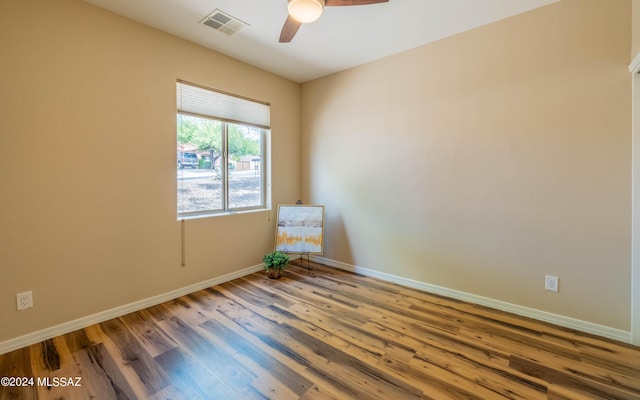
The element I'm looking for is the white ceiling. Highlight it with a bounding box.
[83,0,558,83]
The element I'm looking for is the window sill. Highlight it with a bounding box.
[177,207,270,221]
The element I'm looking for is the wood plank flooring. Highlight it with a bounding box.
[1,261,639,399]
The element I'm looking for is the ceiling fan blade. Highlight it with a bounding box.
[325,0,388,6]
[279,15,302,43]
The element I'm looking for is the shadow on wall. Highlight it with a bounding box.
[323,213,353,265]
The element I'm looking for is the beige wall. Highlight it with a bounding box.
[301,0,631,330]
[633,0,640,57]
[0,0,300,342]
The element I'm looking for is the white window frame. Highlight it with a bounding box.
[176,80,270,219]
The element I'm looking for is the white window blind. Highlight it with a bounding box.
[176,80,270,129]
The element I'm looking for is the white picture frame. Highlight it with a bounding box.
[275,205,324,254]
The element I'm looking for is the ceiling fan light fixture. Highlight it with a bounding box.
[288,0,324,23]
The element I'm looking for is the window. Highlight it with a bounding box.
[176,81,270,218]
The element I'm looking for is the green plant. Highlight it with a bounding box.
[262,251,289,278]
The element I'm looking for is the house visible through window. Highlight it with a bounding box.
[176,81,270,218]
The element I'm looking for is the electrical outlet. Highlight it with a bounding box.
[545,275,559,292]
[16,291,33,311]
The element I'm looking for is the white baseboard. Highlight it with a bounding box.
[311,255,633,344]
[2,255,631,355]
[0,263,264,355]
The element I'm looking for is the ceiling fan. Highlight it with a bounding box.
[280,0,389,43]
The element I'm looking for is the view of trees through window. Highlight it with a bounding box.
[177,114,265,216]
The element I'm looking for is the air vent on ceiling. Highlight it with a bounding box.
[201,9,249,36]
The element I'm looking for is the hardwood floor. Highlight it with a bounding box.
[1,261,639,399]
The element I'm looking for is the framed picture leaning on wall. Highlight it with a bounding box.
[275,204,324,254]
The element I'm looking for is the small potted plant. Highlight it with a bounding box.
[262,250,290,279]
